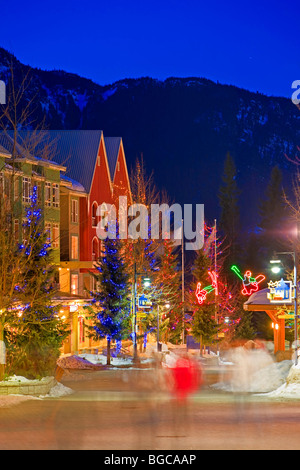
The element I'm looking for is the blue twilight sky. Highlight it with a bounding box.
[0,0,298,98]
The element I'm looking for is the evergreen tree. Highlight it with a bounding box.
[152,238,182,343]
[7,186,68,379]
[218,152,241,275]
[259,165,285,232]
[191,302,219,355]
[88,235,131,365]
[258,165,287,257]
[190,248,219,354]
[233,311,256,341]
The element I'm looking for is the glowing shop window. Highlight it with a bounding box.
[71,274,79,295]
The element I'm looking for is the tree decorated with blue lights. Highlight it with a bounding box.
[6,186,68,379]
[88,231,131,365]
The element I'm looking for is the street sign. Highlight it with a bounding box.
[267,279,292,304]
[137,312,148,318]
[137,294,152,309]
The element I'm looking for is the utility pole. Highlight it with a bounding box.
[157,304,160,351]
[294,251,298,366]
[181,219,185,345]
[214,219,218,323]
[133,263,138,362]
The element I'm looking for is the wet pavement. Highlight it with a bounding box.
[0,367,300,450]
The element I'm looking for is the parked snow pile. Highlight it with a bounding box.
[213,347,293,393]
[57,355,103,370]
[265,363,300,398]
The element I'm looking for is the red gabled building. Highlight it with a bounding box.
[44,130,132,354]
[104,136,132,207]
[43,130,131,290]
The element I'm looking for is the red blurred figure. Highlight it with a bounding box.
[170,354,202,403]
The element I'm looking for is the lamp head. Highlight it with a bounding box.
[270,258,282,274]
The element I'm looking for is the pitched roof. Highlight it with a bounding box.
[0,130,103,193]
[36,130,103,193]
[0,132,31,158]
[104,137,122,180]
[0,130,66,170]
[0,143,11,157]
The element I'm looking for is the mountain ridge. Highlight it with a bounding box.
[0,47,299,231]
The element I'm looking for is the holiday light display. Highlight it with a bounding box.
[231,265,265,296]
[195,270,218,305]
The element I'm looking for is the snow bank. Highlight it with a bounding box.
[57,355,103,369]
[212,346,293,394]
[41,382,73,398]
[79,353,134,366]
[250,360,293,393]
[264,364,300,398]
[265,382,300,398]
[57,353,146,369]
[0,376,73,407]
[77,353,153,367]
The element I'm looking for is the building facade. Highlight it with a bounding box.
[0,130,132,356]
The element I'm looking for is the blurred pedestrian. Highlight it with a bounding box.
[167,352,203,438]
[0,339,6,381]
[170,353,202,403]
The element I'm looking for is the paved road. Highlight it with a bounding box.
[0,368,300,450]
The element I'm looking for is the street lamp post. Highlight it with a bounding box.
[293,251,298,366]
[133,263,138,362]
[157,304,160,352]
[132,264,151,362]
[271,252,298,365]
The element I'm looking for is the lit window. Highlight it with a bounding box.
[92,202,98,227]
[52,223,59,248]
[45,182,51,206]
[22,177,31,204]
[92,237,98,261]
[71,273,79,295]
[71,199,78,223]
[79,316,85,343]
[71,235,78,260]
[52,183,59,208]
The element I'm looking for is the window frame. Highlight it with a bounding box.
[45,182,52,207]
[52,223,60,249]
[71,198,79,224]
[70,273,79,295]
[22,177,31,205]
[71,234,79,260]
[52,183,59,208]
